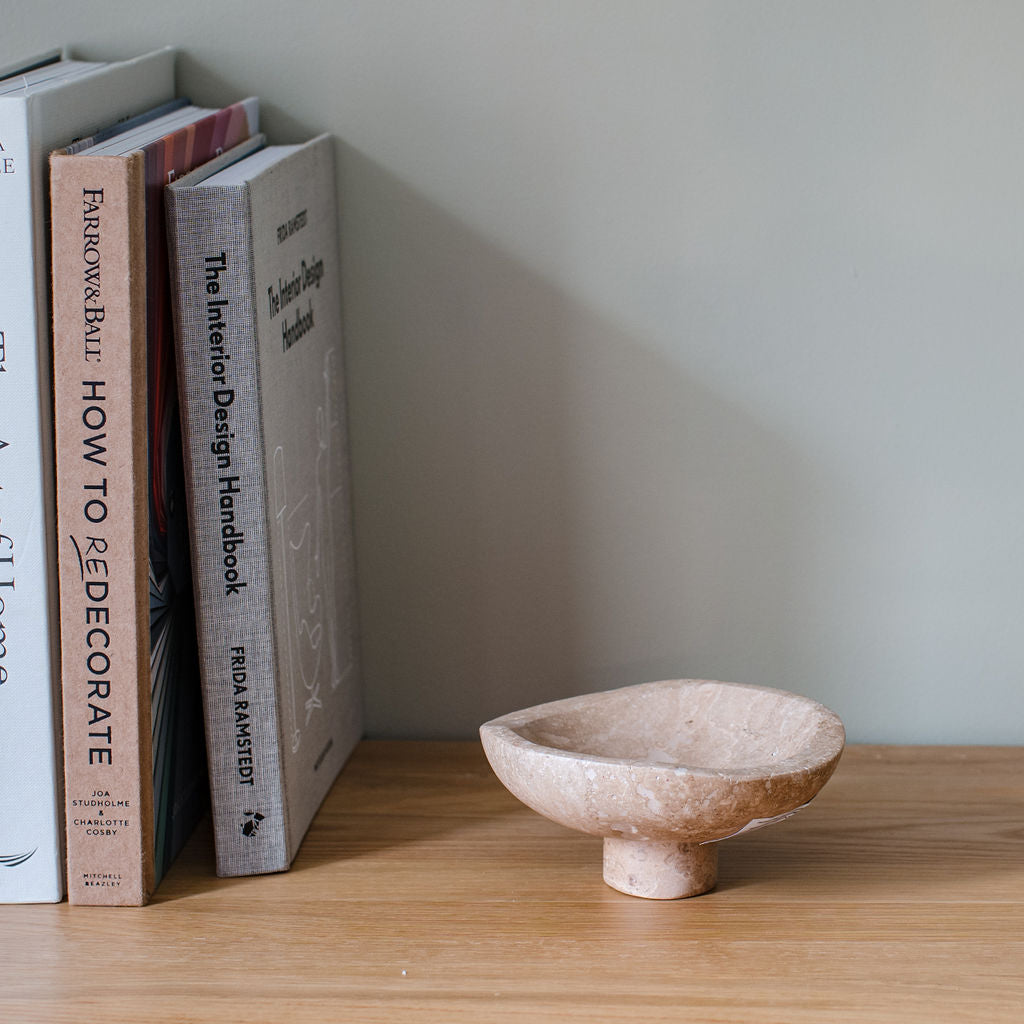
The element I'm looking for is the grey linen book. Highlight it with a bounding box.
[166,135,362,876]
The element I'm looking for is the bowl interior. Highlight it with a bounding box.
[512,680,839,772]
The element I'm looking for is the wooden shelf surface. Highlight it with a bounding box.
[4,741,1023,1022]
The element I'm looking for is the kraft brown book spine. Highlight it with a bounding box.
[50,151,155,906]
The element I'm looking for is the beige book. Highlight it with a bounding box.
[50,99,258,905]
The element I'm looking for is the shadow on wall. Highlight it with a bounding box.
[338,144,830,740]
[175,55,326,143]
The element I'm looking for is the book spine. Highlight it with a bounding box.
[51,152,154,905]
[0,96,66,903]
[167,183,289,876]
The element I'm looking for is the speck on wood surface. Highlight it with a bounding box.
[2,741,1022,1023]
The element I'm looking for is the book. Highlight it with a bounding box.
[50,97,259,905]
[166,135,362,877]
[0,48,176,905]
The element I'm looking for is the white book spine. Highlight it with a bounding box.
[0,94,65,903]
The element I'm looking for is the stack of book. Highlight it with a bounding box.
[0,48,362,906]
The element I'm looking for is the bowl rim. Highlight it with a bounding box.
[479,678,846,781]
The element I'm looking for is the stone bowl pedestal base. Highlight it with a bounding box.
[603,839,718,899]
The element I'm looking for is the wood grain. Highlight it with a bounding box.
[3,742,1022,1022]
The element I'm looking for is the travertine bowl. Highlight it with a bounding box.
[480,679,844,899]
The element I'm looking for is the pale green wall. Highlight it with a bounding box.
[7,2,1023,742]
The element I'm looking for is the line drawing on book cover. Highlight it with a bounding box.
[0,851,37,868]
[272,348,354,754]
